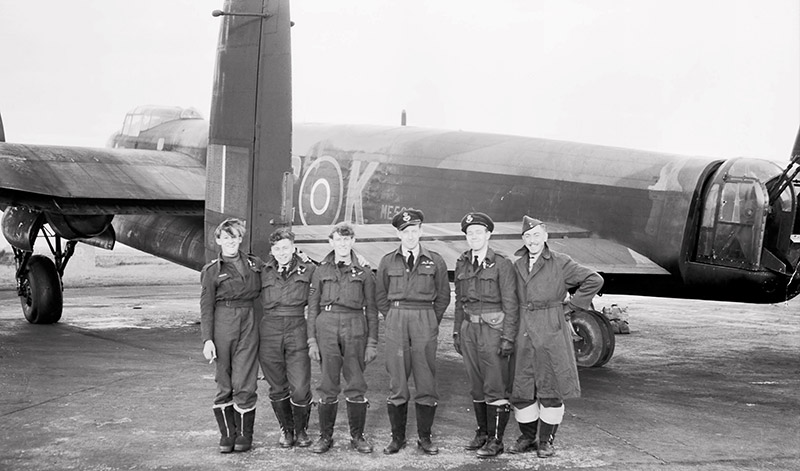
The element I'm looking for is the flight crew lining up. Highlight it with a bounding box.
[199,210,602,460]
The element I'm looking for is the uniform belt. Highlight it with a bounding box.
[463,302,502,314]
[215,299,254,308]
[322,305,363,314]
[526,301,563,310]
[391,300,434,309]
[265,307,305,317]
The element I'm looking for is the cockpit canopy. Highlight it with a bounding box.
[120,105,203,137]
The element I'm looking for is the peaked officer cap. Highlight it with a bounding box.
[521,215,544,234]
[392,209,424,231]
[460,212,494,233]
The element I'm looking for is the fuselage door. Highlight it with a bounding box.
[695,159,769,270]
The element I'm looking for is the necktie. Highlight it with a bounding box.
[279,266,288,279]
[473,256,479,270]
[407,251,415,270]
[337,261,346,269]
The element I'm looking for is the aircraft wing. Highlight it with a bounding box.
[0,143,205,215]
[293,221,669,275]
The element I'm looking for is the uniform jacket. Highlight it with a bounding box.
[376,244,451,321]
[512,243,603,400]
[307,250,379,341]
[453,248,518,341]
[200,250,263,343]
[260,253,316,311]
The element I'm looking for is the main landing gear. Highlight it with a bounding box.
[13,227,76,324]
[571,308,615,368]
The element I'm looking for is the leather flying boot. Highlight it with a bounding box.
[383,402,407,454]
[415,403,439,455]
[311,401,338,453]
[270,397,295,448]
[507,419,538,454]
[346,399,373,453]
[233,407,256,452]
[465,401,488,450]
[292,402,312,447]
[213,404,236,453]
[537,422,558,458]
[477,404,510,458]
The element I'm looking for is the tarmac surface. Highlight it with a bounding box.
[0,246,799,470]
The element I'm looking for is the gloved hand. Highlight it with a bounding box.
[453,333,462,355]
[307,338,321,362]
[364,338,378,364]
[203,340,217,363]
[497,338,514,357]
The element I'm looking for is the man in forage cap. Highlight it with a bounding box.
[508,215,603,458]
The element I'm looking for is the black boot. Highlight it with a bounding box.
[311,401,338,453]
[292,402,312,448]
[537,422,558,458]
[465,401,488,450]
[507,419,538,454]
[347,399,373,453]
[383,402,407,454]
[233,407,256,452]
[213,404,237,453]
[415,403,438,455]
[477,404,510,458]
[270,397,295,448]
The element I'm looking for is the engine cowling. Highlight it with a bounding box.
[44,213,114,240]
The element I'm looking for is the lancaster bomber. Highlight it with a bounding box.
[1,0,799,368]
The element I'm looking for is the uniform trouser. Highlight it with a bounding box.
[213,305,259,409]
[258,315,312,406]
[460,321,511,404]
[316,312,368,402]
[384,307,438,406]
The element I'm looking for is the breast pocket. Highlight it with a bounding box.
[260,276,281,307]
[342,275,366,308]
[387,268,407,297]
[318,274,337,303]
[478,270,499,300]
[289,277,311,301]
[414,264,437,295]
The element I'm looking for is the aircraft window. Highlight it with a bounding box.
[725,158,780,181]
[127,114,143,137]
[700,184,719,228]
[713,181,763,268]
[121,115,132,136]
[779,184,793,212]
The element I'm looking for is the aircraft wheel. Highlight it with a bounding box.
[591,309,616,367]
[19,255,63,324]
[572,309,611,367]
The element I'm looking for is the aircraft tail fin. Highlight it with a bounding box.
[204,0,293,261]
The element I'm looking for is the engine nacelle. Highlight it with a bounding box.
[44,213,114,240]
[2,206,45,251]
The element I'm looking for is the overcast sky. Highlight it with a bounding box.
[1,0,798,161]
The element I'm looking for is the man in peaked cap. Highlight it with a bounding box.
[376,208,450,455]
[508,215,603,458]
[453,212,518,458]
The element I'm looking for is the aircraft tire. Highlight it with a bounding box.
[20,255,63,324]
[590,309,616,367]
[571,309,606,368]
